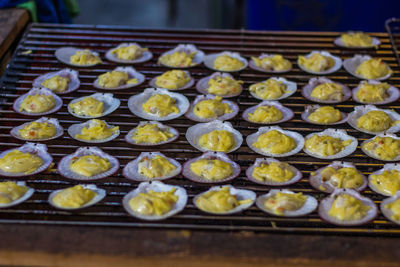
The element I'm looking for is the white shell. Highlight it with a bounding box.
[248,77,297,101]
[127,88,189,121]
[301,105,348,125]
[361,133,400,161]
[122,181,187,220]
[158,44,204,68]
[352,80,400,105]
[248,53,292,73]
[105,42,153,64]
[55,47,102,67]
[343,55,392,80]
[334,32,381,49]
[149,70,194,91]
[297,51,342,75]
[0,142,53,177]
[380,191,400,225]
[309,161,367,193]
[10,117,64,141]
[246,126,304,157]
[68,93,121,119]
[301,77,351,104]
[318,189,377,226]
[182,151,241,183]
[186,120,243,153]
[303,129,358,159]
[68,119,120,143]
[123,152,182,182]
[242,101,294,125]
[256,189,318,217]
[58,147,119,181]
[125,121,179,146]
[368,163,400,196]
[0,181,34,208]
[185,94,239,122]
[246,158,302,186]
[13,88,63,116]
[93,66,145,90]
[193,185,256,215]
[48,184,106,210]
[204,51,248,72]
[32,68,80,95]
[347,105,400,135]
[196,72,243,98]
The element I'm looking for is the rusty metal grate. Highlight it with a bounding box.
[0,23,400,236]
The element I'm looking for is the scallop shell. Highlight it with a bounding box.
[334,32,381,49]
[256,189,318,217]
[203,51,248,72]
[158,44,204,68]
[0,181,34,208]
[93,66,145,90]
[122,181,187,220]
[318,189,377,226]
[186,120,243,153]
[55,47,102,67]
[368,163,400,196]
[246,126,304,157]
[301,105,348,125]
[13,88,63,116]
[297,51,342,75]
[352,80,400,105]
[343,55,392,80]
[193,185,256,215]
[361,133,400,161]
[48,184,106,210]
[58,147,119,181]
[242,101,294,125]
[128,88,189,121]
[303,129,358,159]
[182,151,241,184]
[301,77,351,104]
[105,42,153,64]
[123,152,182,182]
[196,72,243,98]
[68,119,120,143]
[148,70,194,91]
[347,105,400,135]
[309,161,367,193]
[246,158,302,186]
[248,53,292,73]
[32,68,80,95]
[185,94,239,122]
[0,142,53,177]
[10,117,64,142]
[380,191,400,225]
[68,93,121,119]
[248,77,297,101]
[125,121,179,146]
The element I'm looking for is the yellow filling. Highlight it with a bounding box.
[308,106,342,124]
[298,53,334,72]
[190,158,233,181]
[341,32,373,47]
[356,81,390,103]
[20,94,56,113]
[311,82,343,101]
[70,155,111,177]
[249,79,287,100]
[0,181,28,204]
[198,130,235,152]
[132,124,174,144]
[207,76,243,96]
[52,185,97,209]
[42,75,69,93]
[385,198,400,221]
[18,121,57,140]
[138,155,177,178]
[328,194,370,221]
[196,187,252,213]
[213,55,244,71]
[251,54,291,71]
[70,49,101,65]
[370,169,400,196]
[112,45,147,60]
[252,162,294,183]
[356,110,395,132]
[97,71,138,88]
[159,51,196,67]
[0,150,43,174]
[69,97,104,117]
[356,58,391,79]
[142,94,179,117]
[264,192,307,216]
[129,188,178,216]
[193,96,232,119]
[253,130,296,154]
[305,135,352,157]
[363,137,400,160]
[320,167,364,189]
[75,119,119,141]
[248,105,283,123]
[155,70,190,90]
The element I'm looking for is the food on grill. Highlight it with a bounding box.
[303,106,344,125]
[369,163,400,196]
[33,69,80,94]
[361,134,400,161]
[249,77,297,101]
[70,49,101,65]
[106,42,153,64]
[14,117,59,141]
[14,88,63,116]
[0,181,34,208]
[243,101,294,124]
[302,77,351,104]
[68,93,120,119]
[94,67,143,89]
[186,94,238,122]
[352,81,398,104]
[310,161,367,193]
[68,119,120,143]
[249,54,292,73]
[204,51,247,72]
[297,51,342,74]
[143,94,179,117]
[338,32,376,48]
[125,121,178,146]
[343,55,392,80]
[158,44,204,68]
[152,70,192,90]
[70,155,111,177]
[381,192,400,225]
[196,72,243,97]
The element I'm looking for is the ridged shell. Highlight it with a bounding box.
[297,51,342,75]
[93,66,145,90]
[203,51,248,72]
[343,54,392,80]
[13,88,63,116]
[10,117,64,142]
[32,68,80,94]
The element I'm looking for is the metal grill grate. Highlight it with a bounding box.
[0,23,400,236]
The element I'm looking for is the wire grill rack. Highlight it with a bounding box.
[0,23,400,236]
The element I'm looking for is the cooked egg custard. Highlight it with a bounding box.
[75,119,119,141]
[264,192,307,216]
[142,94,179,117]
[0,150,43,174]
[213,54,244,71]
[159,51,196,67]
[328,194,370,221]
[370,169,400,196]
[320,167,364,189]
[155,70,190,90]
[18,121,57,140]
[385,198,400,221]
[42,75,70,93]
[20,94,56,113]
[132,124,174,144]
[190,158,233,181]
[207,76,243,96]
[299,53,334,72]
[248,105,283,123]
[193,97,232,119]
[52,185,97,208]
[138,155,176,178]
[363,136,400,160]
[196,187,252,213]
[341,32,373,47]
[251,54,291,71]
[112,44,147,60]
[97,71,138,88]
[356,58,391,79]
[69,155,111,177]
[69,97,104,117]
[128,188,178,216]
[252,162,294,183]
[356,81,390,103]
[198,130,235,152]
[356,110,396,132]
[311,82,343,101]
[253,130,296,154]
[308,106,342,124]
[305,135,352,157]
[0,181,28,204]
[249,79,287,100]
[70,49,101,65]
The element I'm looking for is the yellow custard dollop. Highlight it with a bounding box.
[341,32,373,47]
[356,110,395,132]
[363,137,400,161]
[253,130,296,154]
[0,150,43,174]
[52,185,97,209]
[193,96,232,119]
[321,167,364,189]
[198,130,235,152]
[0,181,28,204]
[249,79,287,100]
[155,70,190,90]
[356,58,392,80]
[370,169,400,196]
[69,97,104,117]
[129,188,178,216]
[356,81,390,103]
[142,94,179,117]
[248,105,283,123]
[385,198,400,221]
[138,155,176,178]
[132,124,174,144]
[213,54,244,71]
[18,121,57,140]
[252,162,294,183]
[69,155,111,177]
[159,51,196,67]
[190,158,233,181]
[196,187,252,213]
[308,106,342,124]
[311,82,343,101]
[207,75,243,96]
[328,194,370,221]
[264,192,306,216]
[305,135,352,157]
[42,75,69,93]
[70,49,101,65]
[20,94,56,113]
[299,53,334,72]
[112,44,147,60]
[251,54,291,71]
[75,119,119,141]
[97,71,138,88]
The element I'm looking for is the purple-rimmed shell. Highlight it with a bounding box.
[193,185,256,215]
[334,32,381,49]
[242,101,294,125]
[182,151,241,183]
[122,181,187,221]
[248,53,292,73]
[58,147,119,181]
[93,66,145,90]
[0,143,53,177]
[361,133,400,162]
[125,121,179,146]
[149,70,194,91]
[32,68,80,95]
[196,72,243,98]
[185,94,239,122]
[10,117,64,142]
[68,93,120,119]
[301,105,348,125]
[13,88,63,116]
[203,51,248,72]
[55,47,102,67]
[68,119,120,143]
[0,181,34,208]
[246,158,302,186]
[318,189,377,226]
[123,152,182,182]
[158,44,204,68]
[380,192,400,225]
[246,126,304,157]
[105,42,153,64]
[343,55,392,81]
[368,163,400,196]
[309,161,367,193]
[301,77,351,104]
[297,51,342,75]
[249,77,297,101]
[352,80,400,105]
